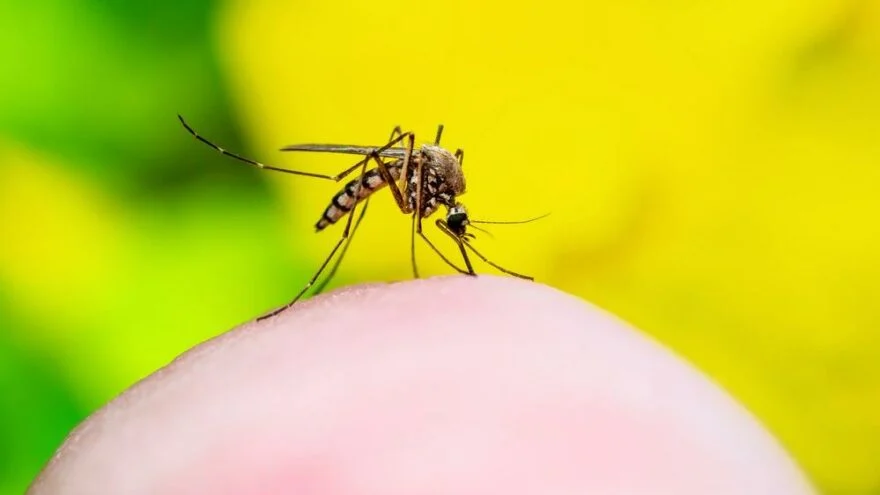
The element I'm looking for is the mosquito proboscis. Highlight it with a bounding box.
[178,115,544,319]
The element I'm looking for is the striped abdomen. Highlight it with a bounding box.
[316,164,402,231]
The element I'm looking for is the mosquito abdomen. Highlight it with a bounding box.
[316,165,401,231]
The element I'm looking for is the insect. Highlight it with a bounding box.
[178,115,542,319]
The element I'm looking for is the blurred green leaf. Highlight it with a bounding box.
[0,0,246,190]
[0,297,88,495]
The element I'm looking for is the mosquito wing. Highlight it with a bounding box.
[280,144,409,158]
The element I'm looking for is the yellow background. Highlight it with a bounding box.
[1,0,878,493]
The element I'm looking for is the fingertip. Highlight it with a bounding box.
[31,275,815,495]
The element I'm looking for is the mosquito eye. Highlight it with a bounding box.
[447,212,467,232]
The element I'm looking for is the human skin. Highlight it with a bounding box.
[29,276,815,494]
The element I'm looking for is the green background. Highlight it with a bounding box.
[2,0,880,493]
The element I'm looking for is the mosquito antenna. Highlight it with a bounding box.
[434,124,444,145]
[178,114,351,181]
[470,212,551,225]
[467,223,494,238]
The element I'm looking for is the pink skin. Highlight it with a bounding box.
[29,276,814,494]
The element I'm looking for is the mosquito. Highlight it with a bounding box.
[178,115,543,319]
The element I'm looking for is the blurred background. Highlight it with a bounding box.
[1,0,879,493]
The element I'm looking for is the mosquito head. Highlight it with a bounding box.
[446,203,469,237]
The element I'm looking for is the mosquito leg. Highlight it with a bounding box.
[298,130,407,296]
[256,155,373,320]
[434,124,445,145]
[180,115,411,184]
[457,239,476,275]
[359,129,414,214]
[454,148,464,166]
[437,219,533,280]
[384,124,414,210]
[179,115,346,180]
[407,139,466,277]
[411,210,473,276]
[284,126,413,182]
[417,227,470,274]
[396,132,416,209]
[307,128,411,287]
[368,153,408,212]
[409,152,427,277]
[462,240,533,280]
[434,218,476,275]
[312,126,404,293]
[337,129,413,188]
[274,127,408,300]
[410,212,420,278]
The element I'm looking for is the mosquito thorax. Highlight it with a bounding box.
[421,145,465,195]
[407,145,468,219]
